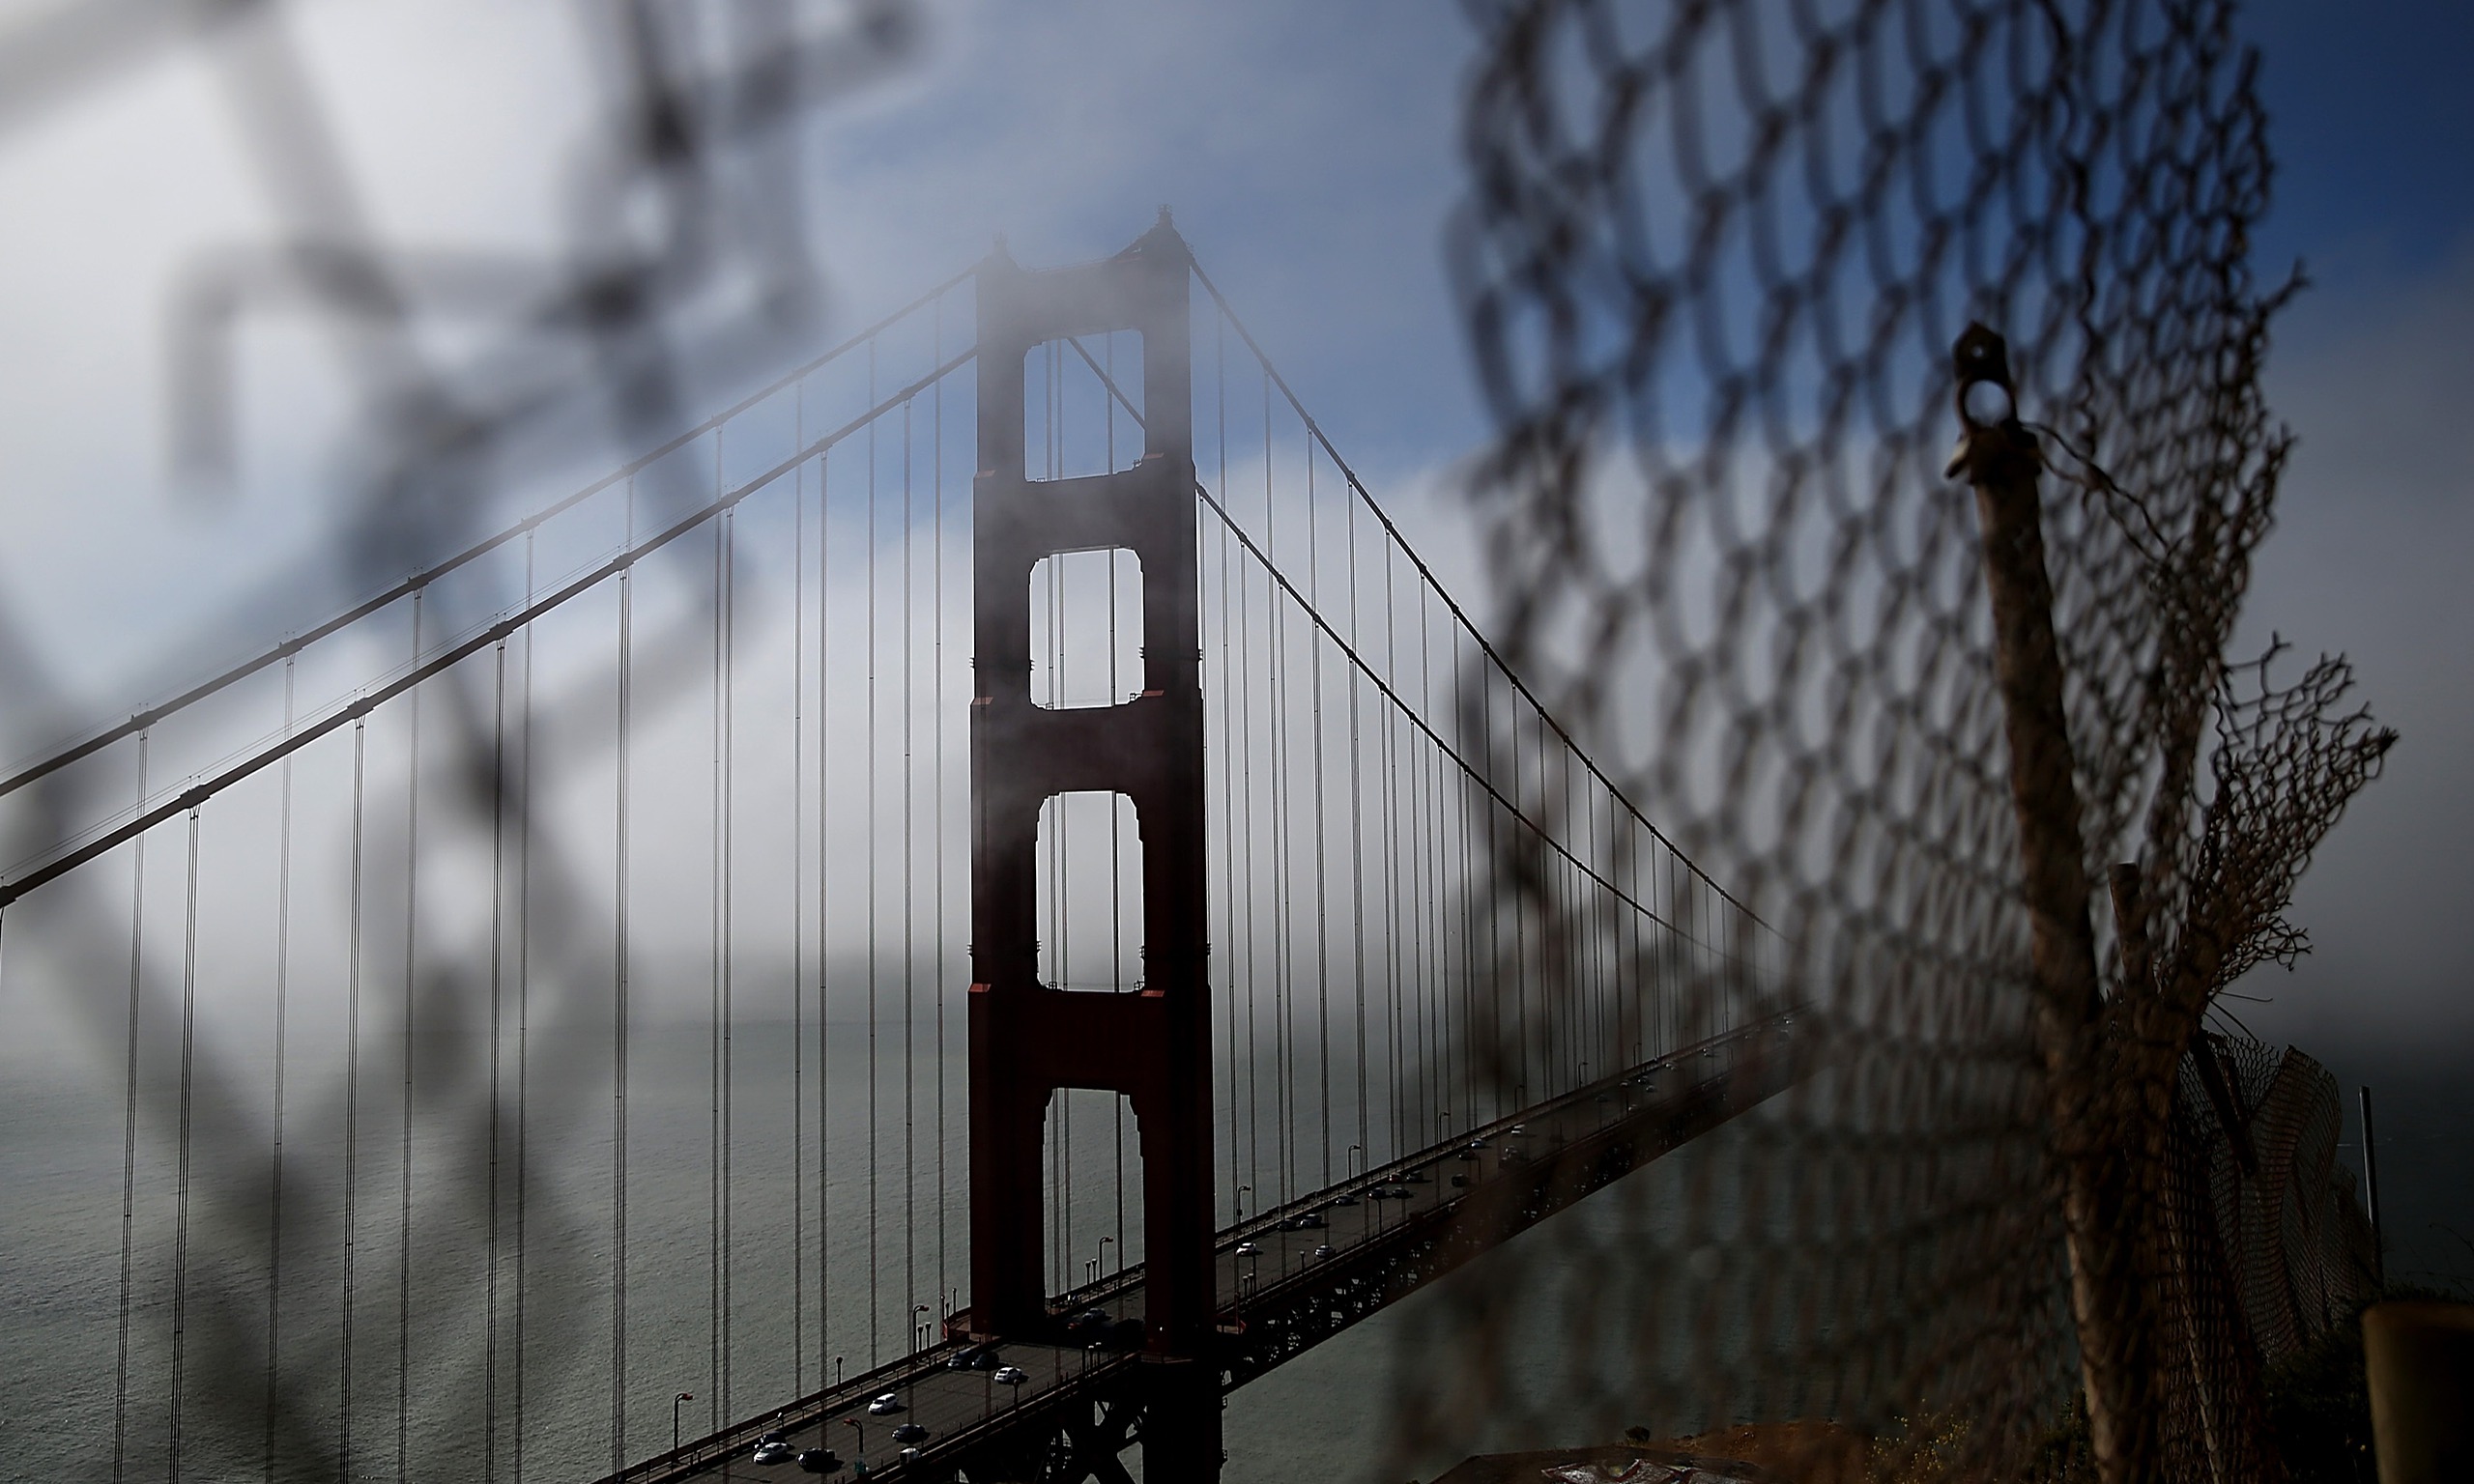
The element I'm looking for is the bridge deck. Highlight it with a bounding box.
[597,1013,1806,1483]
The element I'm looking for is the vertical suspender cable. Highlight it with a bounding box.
[1213,319,1239,1223]
[169,805,200,1484]
[1415,590,1434,1137]
[1262,368,1293,1209]
[1213,409,1242,1222]
[1481,661,1503,1124]
[1258,369,1281,1207]
[342,719,367,1482]
[817,448,835,1384]
[1693,858,1707,1044]
[111,729,150,1484]
[484,634,505,1483]
[902,394,918,1338]
[865,343,881,1363]
[1382,543,1405,1157]
[1415,585,1434,1132]
[398,596,421,1484]
[707,494,724,1426]
[1509,665,1527,1107]
[1233,404,1260,1216]
[1568,744,1583,1085]
[1630,815,1645,1067]
[1591,768,1607,1073]
[513,533,535,1484]
[613,489,636,1471]
[1652,836,1666,1059]
[1445,630,1464,1132]
[1582,752,1596,1082]
[933,299,951,1317]
[1343,455,1369,1173]
[1049,344,1071,1284]
[1586,767,1600,1073]
[1578,765,1594,1076]
[1419,596,1441,1134]
[791,390,807,1396]
[721,497,739,1420]
[1307,436,1332,1189]
[1107,332,1124,1268]
[268,659,297,1482]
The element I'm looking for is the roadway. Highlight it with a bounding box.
[593,1011,1806,1482]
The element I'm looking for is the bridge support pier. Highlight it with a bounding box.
[1138,1356,1222,1481]
[968,214,1221,1480]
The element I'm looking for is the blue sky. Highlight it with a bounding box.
[2242,1,2474,289]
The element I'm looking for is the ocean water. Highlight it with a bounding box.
[0,1004,1475,1484]
[0,1018,973,1484]
[5,1010,2465,1484]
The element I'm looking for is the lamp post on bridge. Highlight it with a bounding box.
[674,1392,693,1455]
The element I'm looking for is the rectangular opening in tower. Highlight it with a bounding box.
[1044,1086,1146,1305]
[1029,547,1144,709]
[1023,330,1144,481]
[1036,789,1144,991]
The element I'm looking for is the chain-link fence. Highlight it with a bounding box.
[0,3,2399,1480]
[1415,0,2393,1477]
[0,7,922,1480]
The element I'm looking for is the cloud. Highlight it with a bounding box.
[2228,235,2474,1052]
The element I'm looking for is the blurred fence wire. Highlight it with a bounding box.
[0,4,920,1480]
[0,1,2404,1481]
[1425,0,2391,1477]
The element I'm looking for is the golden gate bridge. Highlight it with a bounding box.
[0,214,1802,1482]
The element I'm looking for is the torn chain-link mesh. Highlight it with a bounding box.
[1408,0,2388,1476]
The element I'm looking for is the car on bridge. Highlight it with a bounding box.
[866,1391,905,1415]
[944,1343,990,1370]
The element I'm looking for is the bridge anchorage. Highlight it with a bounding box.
[602,215,1806,1484]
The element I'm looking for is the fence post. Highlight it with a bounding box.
[2360,1085,2386,1283]
[1949,325,2147,1483]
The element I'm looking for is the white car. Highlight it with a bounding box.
[752,1440,794,1466]
[993,1365,1028,1385]
[865,1391,905,1415]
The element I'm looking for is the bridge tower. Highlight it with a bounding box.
[966,214,1220,1473]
